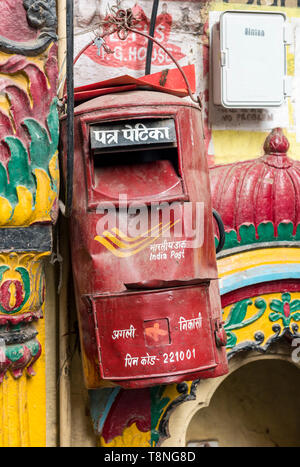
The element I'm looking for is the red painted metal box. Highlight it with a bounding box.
[60,90,228,388]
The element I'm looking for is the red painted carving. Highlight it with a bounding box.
[0,340,42,383]
[0,45,57,162]
[0,280,24,312]
[0,0,39,42]
[0,46,58,166]
[0,310,42,326]
[101,388,151,444]
[210,128,300,238]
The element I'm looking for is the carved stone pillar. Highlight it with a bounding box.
[0,0,58,446]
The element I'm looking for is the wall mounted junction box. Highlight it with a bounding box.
[212,10,292,108]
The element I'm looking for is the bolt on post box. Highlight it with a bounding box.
[60,89,228,389]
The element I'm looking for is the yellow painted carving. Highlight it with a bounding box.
[0,196,13,225]
[0,252,49,316]
[0,311,46,447]
[0,71,31,105]
[30,169,55,223]
[98,384,197,447]
[223,291,300,350]
[0,47,52,109]
[49,152,60,193]
[0,49,59,227]
[9,282,17,308]
[9,186,33,226]
[100,423,151,448]
[0,94,11,115]
[0,252,47,446]
[0,155,59,227]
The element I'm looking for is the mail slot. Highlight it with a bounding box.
[60,89,228,389]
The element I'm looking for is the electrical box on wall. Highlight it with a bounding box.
[212,10,292,108]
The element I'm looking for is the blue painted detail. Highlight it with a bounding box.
[219,264,300,296]
[88,387,120,435]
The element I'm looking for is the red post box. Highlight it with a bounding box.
[60,89,228,389]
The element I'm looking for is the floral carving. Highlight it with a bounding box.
[223,298,266,349]
[222,292,300,359]
[269,293,300,328]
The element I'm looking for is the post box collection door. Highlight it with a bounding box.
[60,89,228,389]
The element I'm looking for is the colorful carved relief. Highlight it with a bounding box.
[0,0,58,447]
[223,292,300,357]
[0,95,59,226]
[0,1,58,383]
[150,381,198,447]
[0,252,47,381]
[212,128,300,356]
[98,382,198,447]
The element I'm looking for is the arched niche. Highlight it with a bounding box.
[161,348,300,447]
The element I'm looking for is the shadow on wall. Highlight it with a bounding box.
[186,359,300,447]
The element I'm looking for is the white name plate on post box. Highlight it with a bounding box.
[90,119,176,150]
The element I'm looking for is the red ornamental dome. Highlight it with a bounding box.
[209,128,300,239]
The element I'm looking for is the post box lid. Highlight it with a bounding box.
[72,90,200,118]
[73,65,196,103]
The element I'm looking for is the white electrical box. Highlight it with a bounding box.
[212,10,292,108]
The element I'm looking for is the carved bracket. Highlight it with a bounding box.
[0,0,57,56]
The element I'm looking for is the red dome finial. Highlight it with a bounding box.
[263,127,290,156]
[262,128,291,168]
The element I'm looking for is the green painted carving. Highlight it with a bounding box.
[239,224,257,245]
[26,339,41,357]
[150,386,170,446]
[295,224,300,241]
[6,345,24,362]
[24,98,59,179]
[223,298,267,349]
[256,222,275,242]
[0,266,9,276]
[277,222,294,241]
[14,267,31,311]
[4,137,36,205]
[0,321,42,381]
[223,229,238,250]
[216,220,300,253]
[2,97,59,210]
[269,293,300,328]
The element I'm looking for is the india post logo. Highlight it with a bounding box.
[94,196,204,258]
[95,220,179,258]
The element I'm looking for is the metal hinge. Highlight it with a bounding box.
[214,319,227,347]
